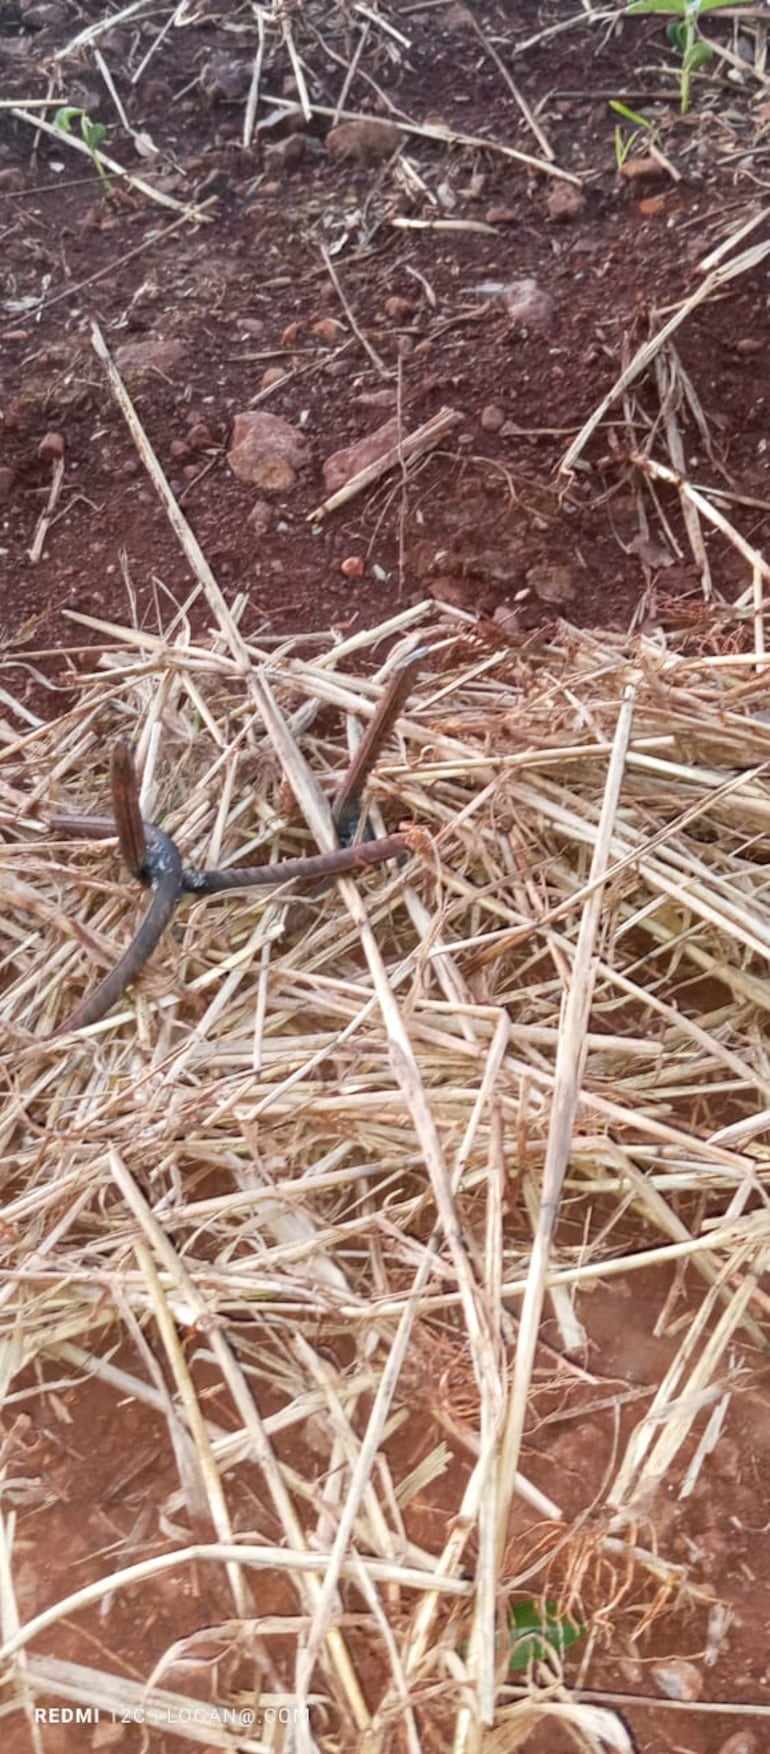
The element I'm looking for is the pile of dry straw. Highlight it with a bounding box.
[2,597,769,1751]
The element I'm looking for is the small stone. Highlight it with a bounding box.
[620,155,663,181]
[384,295,415,321]
[248,499,272,535]
[311,317,346,345]
[504,279,554,331]
[281,321,303,347]
[37,431,64,462]
[485,205,517,225]
[735,337,762,355]
[0,168,25,192]
[169,438,189,461]
[527,563,574,606]
[326,120,403,164]
[0,465,15,502]
[227,411,310,484]
[341,555,364,579]
[261,367,286,389]
[322,417,399,495]
[251,457,297,493]
[480,403,505,432]
[114,337,185,374]
[650,1659,702,1703]
[546,182,585,222]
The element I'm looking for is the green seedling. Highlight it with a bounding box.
[506,1600,586,1671]
[627,0,738,115]
[53,105,111,191]
[609,99,656,169]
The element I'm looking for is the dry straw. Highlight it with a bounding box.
[3,599,770,1750]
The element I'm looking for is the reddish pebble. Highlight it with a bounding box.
[480,403,505,432]
[169,438,189,460]
[384,295,415,321]
[312,317,346,345]
[261,366,286,388]
[281,320,303,347]
[38,430,65,462]
[341,555,364,579]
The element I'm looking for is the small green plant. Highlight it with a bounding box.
[609,99,656,169]
[506,1600,586,1671]
[627,0,737,115]
[53,105,111,192]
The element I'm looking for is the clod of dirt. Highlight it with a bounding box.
[185,421,214,452]
[114,337,186,375]
[620,155,664,181]
[37,431,64,462]
[261,367,285,389]
[311,318,346,345]
[480,403,505,432]
[21,0,67,27]
[440,2,475,28]
[384,295,416,321]
[527,563,574,605]
[485,205,517,224]
[199,53,253,102]
[492,605,520,637]
[546,182,585,223]
[340,555,364,579]
[504,279,555,331]
[0,167,26,192]
[248,499,272,534]
[355,388,396,409]
[227,411,310,487]
[322,417,400,495]
[264,135,306,174]
[628,533,675,569]
[650,1658,703,1702]
[326,120,403,164]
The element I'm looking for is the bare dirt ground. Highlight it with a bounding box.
[3,4,770,1753]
